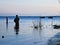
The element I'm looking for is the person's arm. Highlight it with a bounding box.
[14,18,16,22]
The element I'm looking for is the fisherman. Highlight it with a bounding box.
[14,15,19,29]
[14,15,19,35]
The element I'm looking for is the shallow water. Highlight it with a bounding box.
[0,17,60,45]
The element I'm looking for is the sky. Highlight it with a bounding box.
[0,0,60,16]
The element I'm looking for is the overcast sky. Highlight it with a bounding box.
[0,0,60,16]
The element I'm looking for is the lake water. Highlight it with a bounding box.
[0,16,60,45]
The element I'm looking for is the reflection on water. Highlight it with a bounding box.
[0,17,60,45]
[14,23,19,35]
[6,22,8,30]
[32,28,42,44]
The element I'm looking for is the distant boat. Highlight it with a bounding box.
[40,16,45,18]
[53,25,60,29]
[48,16,53,19]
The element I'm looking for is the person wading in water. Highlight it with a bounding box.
[14,15,19,35]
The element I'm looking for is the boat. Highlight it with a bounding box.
[53,25,60,29]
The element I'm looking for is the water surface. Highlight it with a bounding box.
[0,16,60,45]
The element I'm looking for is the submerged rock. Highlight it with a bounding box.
[2,36,4,38]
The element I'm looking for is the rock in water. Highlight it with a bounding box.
[2,36,4,38]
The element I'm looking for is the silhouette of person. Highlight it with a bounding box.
[14,15,19,35]
[6,16,8,24]
[6,16,8,29]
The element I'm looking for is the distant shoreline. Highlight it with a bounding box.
[0,16,60,19]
